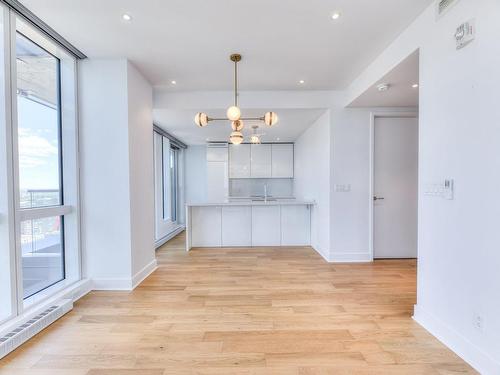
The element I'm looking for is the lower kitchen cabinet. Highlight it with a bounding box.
[281,205,311,246]
[251,205,281,246]
[191,206,222,247]
[222,206,252,246]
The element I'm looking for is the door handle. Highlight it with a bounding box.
[373,196,385,201]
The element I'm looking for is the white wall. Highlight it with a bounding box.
[79,59,156,290]
[294,111,330,260]
[126,61,155,278]
[346,1,500,373]
[329,107,417,262]
[185,145,207,203]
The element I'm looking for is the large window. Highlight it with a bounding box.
[16,32,65,299]
[0,5,80,325]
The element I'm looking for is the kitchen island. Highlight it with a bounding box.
[185,200,315,251]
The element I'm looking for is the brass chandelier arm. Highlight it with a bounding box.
[207,116,265,123]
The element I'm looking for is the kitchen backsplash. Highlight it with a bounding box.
[229,178,294,198]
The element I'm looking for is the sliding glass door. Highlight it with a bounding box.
[0,4,80,324]
[154,130,184,243]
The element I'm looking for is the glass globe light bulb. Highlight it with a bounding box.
[227,106,241,121]
[194,112,209,127]
[229,131,244,145]
[231,119,244,131]
[264,112,279,126]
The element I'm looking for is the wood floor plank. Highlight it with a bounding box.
[0,232,477,374]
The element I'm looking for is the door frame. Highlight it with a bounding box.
[368,111,418,261]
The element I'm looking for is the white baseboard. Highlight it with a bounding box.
[131,259,158,289]
[330,252,372,263]
[413,304,500,375]
[311,244,331,262]
[92,259,158,291]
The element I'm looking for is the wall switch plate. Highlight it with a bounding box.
[334,184,351,193]
[455,19,475,50]
[423,179,454,199]
[473,313,484,331]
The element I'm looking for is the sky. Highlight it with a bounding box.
[17,96,60,191]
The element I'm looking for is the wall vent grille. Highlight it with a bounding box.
[0,299,73,359]
[207,142,229,148]
[437,0,460,18]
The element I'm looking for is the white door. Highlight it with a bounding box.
[374,117,418,259]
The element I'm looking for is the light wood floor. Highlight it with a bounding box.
[0,232,476,374]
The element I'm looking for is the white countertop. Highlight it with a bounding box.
[186,199,315,207]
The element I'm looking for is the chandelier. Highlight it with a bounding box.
[194,54,279,144]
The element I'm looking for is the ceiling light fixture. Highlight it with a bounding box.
[122,13,132,21]
[249,125,266,144]
[171,80,177,85]
[299,80,305,84]
[412,83,419,88]
[331,12,341,20]
[194,54,279,144]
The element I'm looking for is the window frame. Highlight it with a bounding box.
[5,11,81,314]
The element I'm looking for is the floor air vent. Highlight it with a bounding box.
[0,299,73,359]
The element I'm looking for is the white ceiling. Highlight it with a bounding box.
[348,50,420,107]
[21,0,433,90]
[154,108,326,145]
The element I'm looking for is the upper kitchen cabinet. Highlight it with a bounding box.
[229,144,251,178]
[272,144,294,178]
[251,144,272,178]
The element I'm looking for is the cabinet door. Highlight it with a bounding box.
[207,162,228,201]
[251,206,281,246]
[222,206,252,247]
[191,206,222,247]
[251,144,272,178]
[272,144,294,178]
[281,205,311,246]
[207,146,228,162]
[229,144,251,178]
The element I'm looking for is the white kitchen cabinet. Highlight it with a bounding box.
[207,161,228,201]
[251,206,281,246]
[221,206,252,246]
[191,206,222,247]
[272,144,294,178]
[281,205,311,246]
[207,145,228,162]
[229,144,251,178]
[251,144,272,178]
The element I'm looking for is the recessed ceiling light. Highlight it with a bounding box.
[122,13,132,21]
[412,83,419,88]
[299,80,305,84]
[276,137,280,141]
[171,80,177,85]
[331,12,341,20]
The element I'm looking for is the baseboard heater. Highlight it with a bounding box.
[0,299,73,359]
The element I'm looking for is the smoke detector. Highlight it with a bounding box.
[377,83,390,92]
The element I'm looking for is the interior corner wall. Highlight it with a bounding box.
[79,59,156,290]
[126,61,156,281]
[79,59,132,287]
[344,1,500,373]
[294,110,331,261]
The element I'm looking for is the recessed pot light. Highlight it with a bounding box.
[412,83,419,88]
[122,13,132,21]
[331,12,341,20]
[171,80,177,85]
[299,80,305,84]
